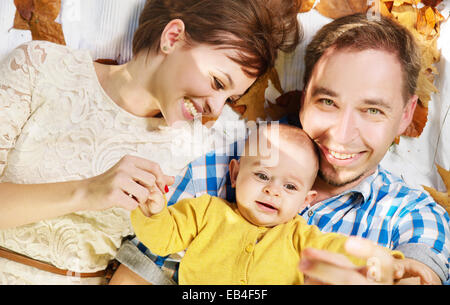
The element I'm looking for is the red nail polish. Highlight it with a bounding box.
[164,185,169,193]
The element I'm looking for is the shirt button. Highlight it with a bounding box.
[307,210,314,217]
[245,244,254,253]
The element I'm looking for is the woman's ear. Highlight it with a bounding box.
[160,19,185,54]
[229,159,240,188]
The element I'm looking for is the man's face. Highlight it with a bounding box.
[299,48,416,188]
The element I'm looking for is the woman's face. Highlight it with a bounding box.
[152,43,257,126]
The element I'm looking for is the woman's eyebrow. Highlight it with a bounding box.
[218,69,234,88]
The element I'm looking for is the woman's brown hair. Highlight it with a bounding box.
[133,0,302,77]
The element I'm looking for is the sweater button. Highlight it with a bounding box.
[245,244,254,253]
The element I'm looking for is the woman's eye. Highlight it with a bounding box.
[284,184,297,191]
[255,172,269,181]
[213,77,224,90]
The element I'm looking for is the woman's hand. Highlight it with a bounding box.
[299,237,396,285]
[81,155,174,211]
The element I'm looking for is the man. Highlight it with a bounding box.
[111,14,450,284]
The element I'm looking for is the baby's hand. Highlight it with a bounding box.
[138,185,165,217]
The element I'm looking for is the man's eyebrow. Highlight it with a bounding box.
[363,98,392,110]
[311,86,338,98]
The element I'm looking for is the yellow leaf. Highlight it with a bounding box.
[423,165,450,215]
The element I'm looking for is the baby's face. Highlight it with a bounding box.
[230,140,317,227]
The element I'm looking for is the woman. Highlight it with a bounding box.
[0,0,300,284]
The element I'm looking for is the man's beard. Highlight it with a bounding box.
[318,168,364,188]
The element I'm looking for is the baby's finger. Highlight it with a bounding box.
[345,237,394,283]
[300,257,374,285]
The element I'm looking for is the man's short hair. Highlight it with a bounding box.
[303,13,421,103]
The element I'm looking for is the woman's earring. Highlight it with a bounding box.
[162,45,169,52]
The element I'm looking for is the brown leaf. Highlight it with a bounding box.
[421,0,443,7]
[423,164,450,215]
[13,9,31,30]
[315,0,369,19]
[230,67,282,121]
[401,99,428,137]
[29,14,65,45]
[14,0,34,21]
[13,0,65,45]
[95,59,119,65]
[33,0,61,21]
[266,90,302,123]
[297,0,316,13]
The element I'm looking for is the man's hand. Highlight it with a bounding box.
[393,258,441,285]
[299,237,396,284]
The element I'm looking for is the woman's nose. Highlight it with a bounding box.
[205,96,228,117]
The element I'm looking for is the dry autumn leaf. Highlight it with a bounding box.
[13,0,65,45]
[315,0,369,19]
[423,164,450,214]
[14,0,34,21]
[297,0,316,13]
[401,101,428,138]
[229,67,283,121]
[376,1,447,141]
[422,0,443,6]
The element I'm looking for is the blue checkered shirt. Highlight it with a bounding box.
[131,140,450,283]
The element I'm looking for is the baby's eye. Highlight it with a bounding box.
[284,184,297,191]
[254,172,269,181]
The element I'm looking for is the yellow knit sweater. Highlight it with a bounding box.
[131,194,368,285]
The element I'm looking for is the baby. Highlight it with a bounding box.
[131,124,370,284]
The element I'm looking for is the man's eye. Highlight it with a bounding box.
[367,108,381,115]
[321,99,334,106]
[255,172,269,181]
[284,184,297,191]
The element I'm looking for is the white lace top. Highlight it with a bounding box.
[0,41,244,284]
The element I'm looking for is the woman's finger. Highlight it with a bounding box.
[131,168,157,189]
[127,155,174,193]
[121,177,150,205]
[115,189,139,211]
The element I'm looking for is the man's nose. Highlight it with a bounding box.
[331,108,359,145]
